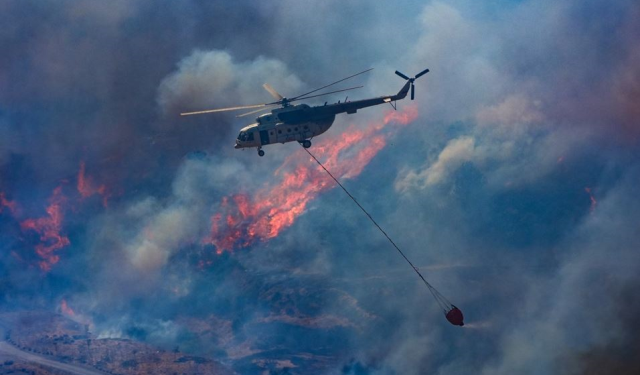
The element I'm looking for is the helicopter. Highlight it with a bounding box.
[181,68,429,156]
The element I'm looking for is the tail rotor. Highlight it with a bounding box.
[395,68,429,100]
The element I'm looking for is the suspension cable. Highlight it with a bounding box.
[301,145,453,312]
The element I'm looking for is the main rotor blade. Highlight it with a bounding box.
[415,68,430,79]
[236,105,276,118]
[180,103,267,116]
[263,83,284,100]
[290,85,364,102]
[395,70,410,80]
[290,68,373,100]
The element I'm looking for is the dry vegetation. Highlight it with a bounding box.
[0,359,62,375]
[0,312,234,375]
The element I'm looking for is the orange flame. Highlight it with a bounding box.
[60,299,75,316]
[205,107,418,252]
[77,161,109,207]
[585,187,597,213]
[20,186,70,271]
[0,192,17,215]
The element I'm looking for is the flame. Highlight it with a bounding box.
[3,162,107,272]
[60,298,94,327]
[60,299,75,316]
[585,187,597,213]
[20,186,70,271]
[205,106,418,252]
[77,161,109,207]
[0,192,17,215]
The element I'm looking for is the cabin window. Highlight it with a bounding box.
[270,131,274,136]
[278,130,282,134]
[294,127,298,131]
[287,128,291,133]
[304,125,308,129]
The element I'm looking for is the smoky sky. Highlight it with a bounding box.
[1,0,639,374]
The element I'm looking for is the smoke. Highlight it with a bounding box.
[396,136,475,190]
[86,155,246,279]
[475,169,640,375]
[1,0,639,374]
[158,50,303,115]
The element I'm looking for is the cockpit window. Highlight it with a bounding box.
[238,131,254,142]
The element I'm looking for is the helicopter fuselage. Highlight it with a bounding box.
[235,104,335,149]
[235,80,412,153]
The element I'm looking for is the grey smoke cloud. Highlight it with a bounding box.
[1,0,639,374]
[477,169,640,375]
[396,136,476,190]
[158,50,303,116]
[0,117,21,168]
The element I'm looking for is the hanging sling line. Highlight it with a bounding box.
[300,145,453,312]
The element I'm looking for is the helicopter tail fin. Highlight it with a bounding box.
[394,80,412,100]
[394,68,429,100]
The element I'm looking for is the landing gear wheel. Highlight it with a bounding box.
[302,140,312,148]
[258,149,265,157]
